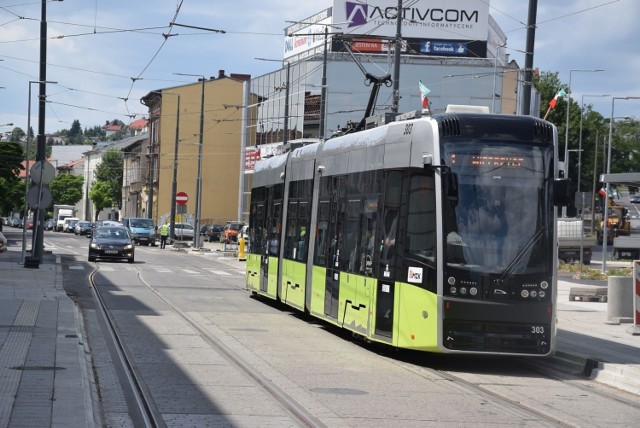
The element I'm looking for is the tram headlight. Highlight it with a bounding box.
[521,290,530,298]
[449,286,457,294]
[540,281,549,290]
[448,276,456,285]
[469,287,478,296]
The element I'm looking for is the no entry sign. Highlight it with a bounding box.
[176,191,188,205]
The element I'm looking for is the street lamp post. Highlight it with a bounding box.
[492,44,505,113]
[563,69,604,217]
[174,73,205,249]
[602,96,640,273]
[320,25,328,140]
[579,94,610,195]
[22,80,56,264]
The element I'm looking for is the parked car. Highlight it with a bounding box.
[631,195,640,204]
[169,223,195,241]
[221,222,244,243]
[74,221,93,236]
[45,219,55,231]
[88,226,135,263]
[62,217,80,233]
[25,219,34,230]
[207,224,224,242]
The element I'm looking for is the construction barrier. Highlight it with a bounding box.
[629,262,640,335]
[606,276,633,325]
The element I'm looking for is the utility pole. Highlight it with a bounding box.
[521,0,537,116]
[391,0,403,114]
[31,0,49,266]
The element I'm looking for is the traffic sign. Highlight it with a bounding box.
[30,161,56,185]
[27,186,52,208]
[176,191,188,205]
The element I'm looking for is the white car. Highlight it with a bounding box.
[169,223,195,241]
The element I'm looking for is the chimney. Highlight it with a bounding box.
[218,69,226,79]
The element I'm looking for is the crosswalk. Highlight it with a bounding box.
[71,264,245,277]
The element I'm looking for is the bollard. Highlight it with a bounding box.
[238,237,246,261]
[606,276,634,324]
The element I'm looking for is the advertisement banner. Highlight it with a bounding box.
[332,0,489,42]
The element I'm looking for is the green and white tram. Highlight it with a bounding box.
[246,107,569,356]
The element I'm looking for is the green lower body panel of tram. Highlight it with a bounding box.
[245,254,280,299]
[248,259,551,354]
[281,259,306,310]
[307,266,440,352]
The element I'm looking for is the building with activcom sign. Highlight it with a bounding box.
[240,0,534,221]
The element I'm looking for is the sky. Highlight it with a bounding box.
[0,0,638,135]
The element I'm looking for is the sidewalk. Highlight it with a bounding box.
[0,248,95,427]
[555,276,640,395]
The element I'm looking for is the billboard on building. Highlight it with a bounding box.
[332,0,489,42]
[284,8,333,61]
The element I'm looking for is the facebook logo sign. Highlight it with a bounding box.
[421,41,468,56]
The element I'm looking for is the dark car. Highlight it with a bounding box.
[631,195,640,204]
[88,226,135,263]
[207,224,224,242]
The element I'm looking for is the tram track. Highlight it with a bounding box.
[89,261,324,427]
[88,267,163,427]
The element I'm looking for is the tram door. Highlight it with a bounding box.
[254,202,267,292]
[262,198,282,293]
[375,171,402,338]
[324,176,346,319]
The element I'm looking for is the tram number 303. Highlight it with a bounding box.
[531,326,545,334]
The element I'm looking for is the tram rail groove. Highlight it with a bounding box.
[89,268,165,428]
[132,266,325,428]
[91,262,324,427]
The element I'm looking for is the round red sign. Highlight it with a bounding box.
[176,191,188,205]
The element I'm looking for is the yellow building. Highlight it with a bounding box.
[141,71,250,229]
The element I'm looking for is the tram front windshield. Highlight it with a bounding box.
[443,141,553,274]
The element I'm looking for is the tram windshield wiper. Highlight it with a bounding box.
[498,226,545,279]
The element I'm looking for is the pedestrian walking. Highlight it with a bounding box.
[160,221,169,249]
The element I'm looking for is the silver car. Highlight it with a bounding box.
[169,223,195,241]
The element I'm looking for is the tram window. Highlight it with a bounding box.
[380,172,402,273]
[405,174,436,264]
[314,202,330,266]
[343,199,361,273]
[297,202,310,261]
[284,202,298,260]
[269,203,282,256]
[359,196,378,276]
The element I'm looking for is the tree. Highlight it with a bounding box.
[0,177,24,216]
[94,149,124,209]
[49,173,84,207]
[68,120,85,145]
[9,127,25,144]
[89,181,112,221]
[0,141,24,180]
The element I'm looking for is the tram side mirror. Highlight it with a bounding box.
[553,178,571,207]
[443,170,459,205]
